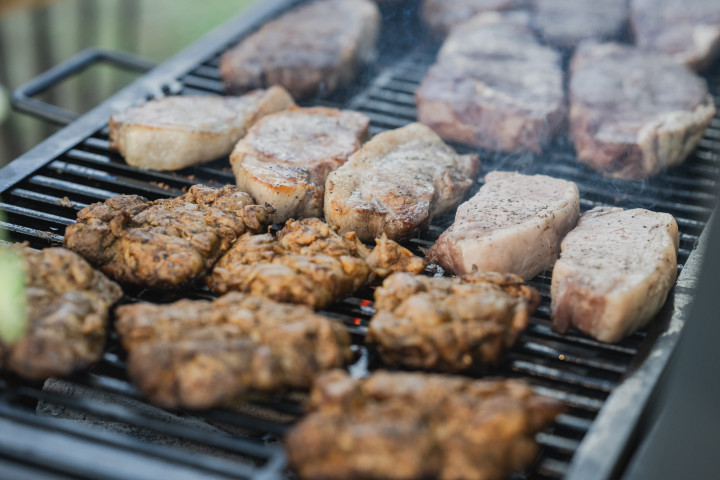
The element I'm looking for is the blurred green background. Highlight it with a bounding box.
[0,0,258,168]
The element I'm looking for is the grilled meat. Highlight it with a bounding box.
[324,123,480,242]
[108,87,294,171]
[531,0,629,48]
[552,206,679,343]
[631,0,720,71]
[367,271,539,372]
[286,370,564,480]
[64,185,274,288]
[207,218,425,309]
[231,106,369,224]
[220,0,380,99]
[0,246,122,380]
[428,172,579,279]
[416,12,565,153]
[421,0,528,37]
[115,293,352,409]
[570,42,716,179]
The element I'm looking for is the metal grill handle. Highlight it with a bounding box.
[11,47,155,125]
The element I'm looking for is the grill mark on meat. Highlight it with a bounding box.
[366,271,539,372]
[0,246,122,380]
[64,185,274,289]
[286,370,563,480]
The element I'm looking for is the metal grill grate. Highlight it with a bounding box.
[1,1,720,479]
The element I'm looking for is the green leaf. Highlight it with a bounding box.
[0,248,27,345]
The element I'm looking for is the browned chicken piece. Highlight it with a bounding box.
[231,106,369,224]
[114,293,352,409]
[0,246,122,380]
[428,172,580,279]
[286,370,564,480]
[416,12,566,153]
[64,185,274,289]
[631,0,720,71]
[108,87,294,171]
[421,0,528,37]
[324,123,480,242]
[220,0,380,99]
[570,42,716,179]
[207,218,425,309]
[552,207,679,343]
[367,272,539,372]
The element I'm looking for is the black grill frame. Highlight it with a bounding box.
[1,1,719,479]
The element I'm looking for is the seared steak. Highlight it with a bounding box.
[428,171,579,279]
[324,123,480,242]
[220,0,380,99]
[367,272,539,372]
[64,185,274,288]
[570,42,716,179]
[631,0,720,71]
[416,12,565,153]
[231,106,369,224]
[115,293,352,409]
[207,218,424,309]
[421,0,528,37]
[551,206,679,343]
[0,246,122,380]
[286,370,563,480]
[108,87,294,171]
[531,0,629,48]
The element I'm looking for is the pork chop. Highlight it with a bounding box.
[324,123,480,242]
[108,87,294,171]
[631,0,720,71]
[531,0,629,48]
[427,171,580,279]
[421,0,528,37]
[551,206,679,343]
[416,12,566,153]
[231,106,369,224]
[367,271,539,372]
[220,0,380,99]
[570,42,716,179]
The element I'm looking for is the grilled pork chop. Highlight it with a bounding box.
[108,87,294,171]
[64,185,274,289]
[416,12,565,153]
[421,0,528,37]
[631,0,720,71]
[570,42,716,179]
[231,106,369,224]
[324,123,480,242]
[220,0,380,99]
[367,272,539,372]
[207,218,425,309]
[0,246,122,380]
[115,293,352,409]
[427,172,580,279]
[531,0,629,48]
[286,370,563,480]
[551,207,679,343]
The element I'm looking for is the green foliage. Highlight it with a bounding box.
[0,246,27,345]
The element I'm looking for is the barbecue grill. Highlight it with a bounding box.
[1,1,719,479]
